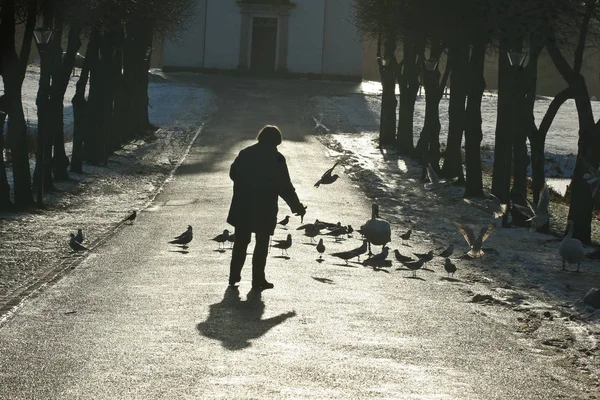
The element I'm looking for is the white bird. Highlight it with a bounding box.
[463,190,507,219]
[69,233,89,252]
[513,182,550,231]
[360,204,391,256]
[424,164,455,190]
[580,156,600,197]
[452,221,494,259]
[559,220,584,272]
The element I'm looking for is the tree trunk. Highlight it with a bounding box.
[441,43,468,183]
[83,30,102,165]
[0,97,11,209]
[396,35,420,155]
[378,32,397,147]
[463,39,486,198]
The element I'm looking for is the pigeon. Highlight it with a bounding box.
[212,229,230,249]
[170,226,193,245]
[227,232,236,248]
[424,164,455,190]
[297,219,327,231]
[318,220,341,230]
[123,210,137,224]
[347,225,354,237]
[438,244,454,258]
[400,229,412,245]
[402,257,425,277]
[272,233,292,256]
[579,155,600,197]
[394,249,415,263]
[559,220,584,272]
[463,190,508,219]
[363,246,390,266]
[316,238,325,259]
[331,240,368,264]
[414,250,434,262]
[303,224,321,243]
[513,182,550,231]
[314,162,340,188]
[69,233,89,252]
[74,229,84,244]
[278,216,290,229]
[452,221,494,259]
[325,225,348,241]
[444,258,457,277]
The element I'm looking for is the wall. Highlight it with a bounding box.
[321,0,363,77]
[286,1,325,74]
[203,0,242,69]
[163,0,208,68]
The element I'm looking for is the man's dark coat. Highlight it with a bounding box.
[227,142,302,235]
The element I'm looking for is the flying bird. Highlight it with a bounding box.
[331,240,368,264]
[278,216,290,228]
[211,229,230,250]
[74,229,84,244]
[438,244,454,258]
[314,162,340,188]
[170,226,193,245]
[394,249,415,263]
[272,233,292,256]
[559,220,584,272]
[424,164,455,190]
[123,210,137,224]
[452,221,494,259]
[400,229,412,245]
[513,182,550,231]
[316,238,325,259]
[463,190,507,219]
[444,258,457,277]
[69,233,89,252]
[580,155,600,197]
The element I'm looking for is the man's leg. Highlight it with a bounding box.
[229,228,251,286]
[252,232,272,288]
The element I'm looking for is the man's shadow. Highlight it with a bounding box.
[196,287,296,350]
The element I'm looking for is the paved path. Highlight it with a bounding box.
[0,75,594,399]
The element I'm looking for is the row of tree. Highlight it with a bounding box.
[354,0,600,243]
[0,0,193,210]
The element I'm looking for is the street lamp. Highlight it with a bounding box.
[33,26,54,207]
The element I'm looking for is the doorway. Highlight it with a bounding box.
[250,17,278,73]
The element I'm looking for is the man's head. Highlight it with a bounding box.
[256,125,282,146]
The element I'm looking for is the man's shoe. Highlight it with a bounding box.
[252,281,274,290]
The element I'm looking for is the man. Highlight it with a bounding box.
[227,125,306,290]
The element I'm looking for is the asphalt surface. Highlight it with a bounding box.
[0,75,595,399]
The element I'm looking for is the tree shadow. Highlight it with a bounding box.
[272,255,291,260]
[213,249,226,253]
[404,275,426,281]
[440,277,460,282]
[169,250,189,254]
[196,287,296,351]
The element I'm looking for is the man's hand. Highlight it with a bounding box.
[295,204,307,223]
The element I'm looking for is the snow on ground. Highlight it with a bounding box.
[0,68,217,305]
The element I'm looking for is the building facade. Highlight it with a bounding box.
[163,0,363,80]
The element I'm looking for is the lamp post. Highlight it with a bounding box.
[33,26,53,207]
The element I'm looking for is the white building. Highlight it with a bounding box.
[163,0,363,80]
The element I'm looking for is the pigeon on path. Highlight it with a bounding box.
[212,229,230,250]
[170,226,193,245]
[278,216,290,229]
[452,221,494,259]
[400,229,412,245]
[438,244,454,258]
[316,238,325,259]
[314,162,340,188]
[325,225,348,241]
[123,211,137,224]
[363,246,390,267]
[414,250,434,262]
[444,258,457,277]
[272,233,292,256]
[402,258,425,277]
[74,229,84,244]
[69,233,89,252]
[331,240,368,264]
[303,225,321,244]
[394,249,415,263]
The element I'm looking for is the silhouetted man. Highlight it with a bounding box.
[227,125,306,290]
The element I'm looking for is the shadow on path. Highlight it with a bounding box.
[197,287,296,350]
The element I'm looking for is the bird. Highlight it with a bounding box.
[74,228,84,244]
[400,229,412,245]
[452,221,494,259]
[347,225,354,237]
[123,210,137,224]
[272,233,292,256]
[303,224,321,243]
[414,250,434,262]
[360,204,392,256]
[331,240,368,264]
[362,246,390,266]
[227,232,236,248]
[170,226,193,245]
[314,162,339,188]
[297,219,327,231]
[316,238,325,259]
[69,233,89,252]
[579,155,600,197]
[394,249,415,263]
[211,229,230,250]
[438,244,454,258]
[424,163,455,190]
[513,182,550,231]
[402,257,425,277]
[278,216,290,229]
[463,190,508,219]
[325,225,348,241]
[316,220,340,230]
[559,220,584,272]
[444,258,457,277]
